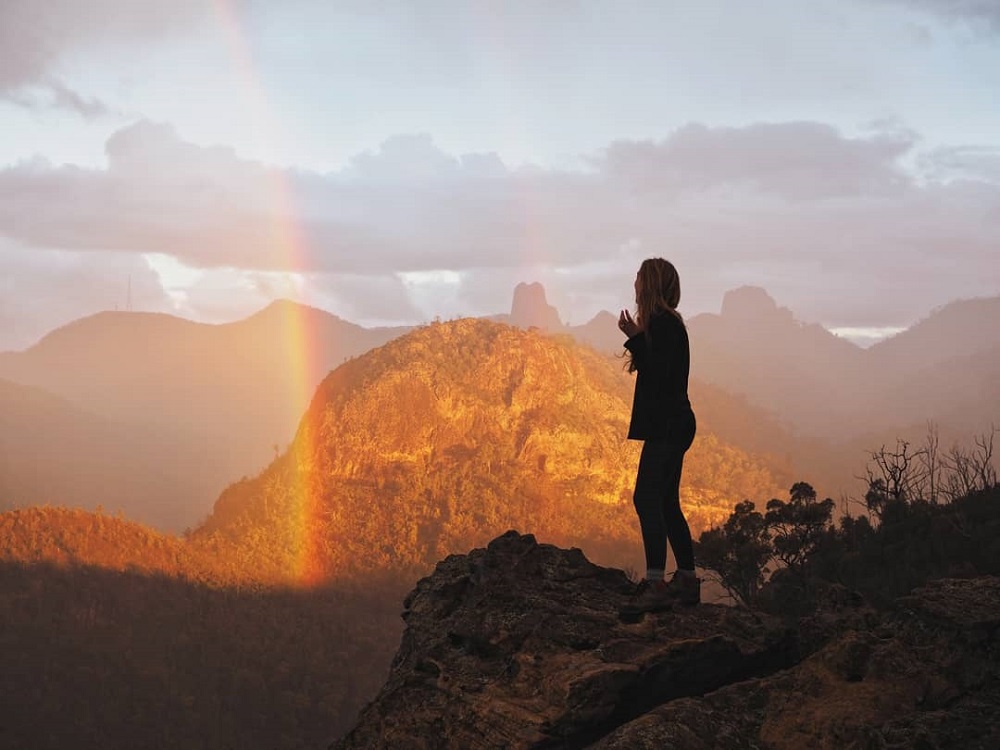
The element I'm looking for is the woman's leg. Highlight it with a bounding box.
[661,450,694,571]
[633,439,679,577]
[633,412,697,576]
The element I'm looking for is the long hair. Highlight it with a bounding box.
[626,257,683,373]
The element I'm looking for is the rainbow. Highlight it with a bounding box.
[213,0,328,586]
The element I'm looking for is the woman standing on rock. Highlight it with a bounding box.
[618,257,700,616]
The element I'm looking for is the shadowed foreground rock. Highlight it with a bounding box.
[331,532,1000,749]
[594,576,1000,749]
[331,531,796,749]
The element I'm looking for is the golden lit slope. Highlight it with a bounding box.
[198,319,785,583]
[0,507,226,582]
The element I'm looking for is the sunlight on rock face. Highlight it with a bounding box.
[197,318,783,583]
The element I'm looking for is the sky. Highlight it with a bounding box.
[1,0,999,351]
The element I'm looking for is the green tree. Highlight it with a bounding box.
[764,482,834,576]
[695,500,772,607]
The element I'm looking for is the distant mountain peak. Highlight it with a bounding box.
[250,298,344,322]
[260,297,303,312]
[588,310,617,324]
[510,282,563,331]
[720,286,793,323]
[867,293,1000,367]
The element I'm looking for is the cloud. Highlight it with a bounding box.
[919,146,1000,182]
[873,0,1000,30]
[597,122,914,200]
[160,266,304,325]
[0,0,225,115]
[7,78,112,119]
[0,118,998,336]
[309,272,425,323]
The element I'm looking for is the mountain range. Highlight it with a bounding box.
[0,301,407,528]
[2,284,998,748]
[1,283,997,530]
[0,316,793,745]
[687,287,1000,440]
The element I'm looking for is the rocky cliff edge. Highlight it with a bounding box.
[332,531,1000,749]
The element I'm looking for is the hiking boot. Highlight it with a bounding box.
[662,571,701,605]
[618,579,674,622]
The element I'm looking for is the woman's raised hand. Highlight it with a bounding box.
[618,309,640,338]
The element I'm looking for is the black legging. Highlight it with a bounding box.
[632,412,696,571]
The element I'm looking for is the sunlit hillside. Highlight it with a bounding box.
[0,507,221,581]
[195,318,785,583]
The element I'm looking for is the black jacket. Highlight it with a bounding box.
[624,311,694,440]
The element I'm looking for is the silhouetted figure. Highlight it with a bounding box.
[618,258,700,619]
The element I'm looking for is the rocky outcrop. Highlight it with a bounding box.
[333,532,1000,749]
[594,576,1000,749]
[718,286,791,324]
[510,282,563,331]
[332,531,797,749]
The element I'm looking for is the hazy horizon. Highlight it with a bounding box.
[0,280,934,355]
[2,1,999,352]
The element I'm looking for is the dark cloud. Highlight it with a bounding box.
[7,77,112,119]
[874,0,1000,29]
[0,0,228,115]
[0,119,997,337]
[919,146,1000,182]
